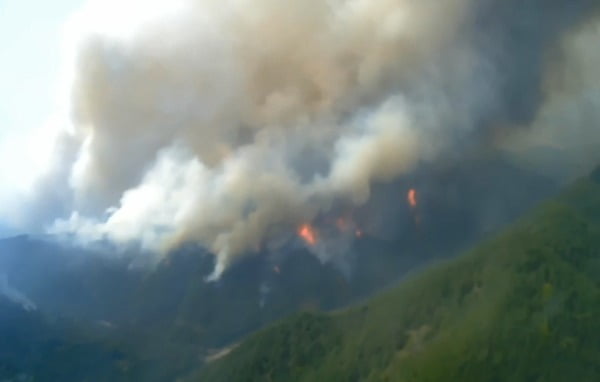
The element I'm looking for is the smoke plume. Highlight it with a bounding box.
[502,16,600,181]
[0,274,37,312]
[8,0,600,278]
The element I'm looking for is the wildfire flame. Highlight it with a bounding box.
[407,188,417,208]
[355,229,363,238]
[298,223,318,246]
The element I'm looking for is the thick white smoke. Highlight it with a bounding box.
[9,0,600,279]
[43,0,482,279]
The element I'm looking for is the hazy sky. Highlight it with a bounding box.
[0,0,82,198]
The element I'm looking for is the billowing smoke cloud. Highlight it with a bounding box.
[11,0,600,278]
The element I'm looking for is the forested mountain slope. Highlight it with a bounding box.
[199,167,600,382]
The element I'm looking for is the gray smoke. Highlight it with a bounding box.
[501,15,600,181]
[7,0,599,279]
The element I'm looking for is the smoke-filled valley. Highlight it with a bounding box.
[0,151,568,380]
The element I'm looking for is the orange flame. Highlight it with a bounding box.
[408,188,417,208]
[355,229,363,238]
[298,223,318,246]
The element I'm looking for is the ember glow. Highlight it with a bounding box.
[355,229,363,238]
[298,224,318,246]
[408,189,418,208]
[336,218,348,231]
